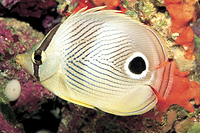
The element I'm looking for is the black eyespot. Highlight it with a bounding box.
[34,54,42,61]
[128,57,146,74]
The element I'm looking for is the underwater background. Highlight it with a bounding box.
[0,0,200,132]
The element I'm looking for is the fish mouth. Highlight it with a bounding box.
[16,54,23,64]
[16,53,34,75]
[15,54,28,67]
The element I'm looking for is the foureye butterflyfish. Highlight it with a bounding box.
[16,7,175,116]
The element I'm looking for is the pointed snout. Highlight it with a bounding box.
[16,54,23,64]
[16,53,34,75]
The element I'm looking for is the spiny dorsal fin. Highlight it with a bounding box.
[68,6,122,20]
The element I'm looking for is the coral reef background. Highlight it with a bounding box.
[0,0,200,133]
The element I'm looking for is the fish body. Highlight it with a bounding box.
[16,7,175,116]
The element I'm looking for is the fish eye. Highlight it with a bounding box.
[31,50,47,65]
[34,54,42,61]
[124,52,149,79]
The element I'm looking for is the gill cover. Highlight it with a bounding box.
[16,7,171,116]
[16,24,61,81]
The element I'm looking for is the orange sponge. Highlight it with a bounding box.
[164,0,198,60]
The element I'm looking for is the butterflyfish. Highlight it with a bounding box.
[16,7,176,116]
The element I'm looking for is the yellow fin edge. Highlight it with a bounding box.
[59,95,95,109]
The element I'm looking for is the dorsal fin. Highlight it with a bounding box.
[67,6,122,20]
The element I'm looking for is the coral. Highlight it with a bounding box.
[0,113,23,132]
[162,110,177,132]
[57,103,82,132]
[164,0,199,60]
[0,0,200,132]
[4,79,21,101]
[194,34,200,82]
[174,117,195,132]
[62,0,127,16]
[0,0,20,9]
[192,19,200,38]
[12,81,54,113]
[125,0,172,43]
[187,122,200,133]
[0,0,61,34]
[150,12,172,39]
[56,101,165,132]
[0,17,54,131]
[0,21,13,55]
[42,15,62,34]
[92,0,127,11]
[10,0,57,18]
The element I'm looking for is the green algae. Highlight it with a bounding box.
[188,123,200,133]
[193,34,200,83]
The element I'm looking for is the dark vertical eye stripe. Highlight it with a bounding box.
[33,23,62,81]
[38,23,62,51]
[34,49,42,65]
[34,64,40,81]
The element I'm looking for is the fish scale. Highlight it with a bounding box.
[16,7,175,115]
[61,25,134,82]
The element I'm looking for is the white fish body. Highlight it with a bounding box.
[16,7,175,116]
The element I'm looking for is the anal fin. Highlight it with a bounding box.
[59,95,95,109]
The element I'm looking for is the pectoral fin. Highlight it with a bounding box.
[152,58,173,70]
